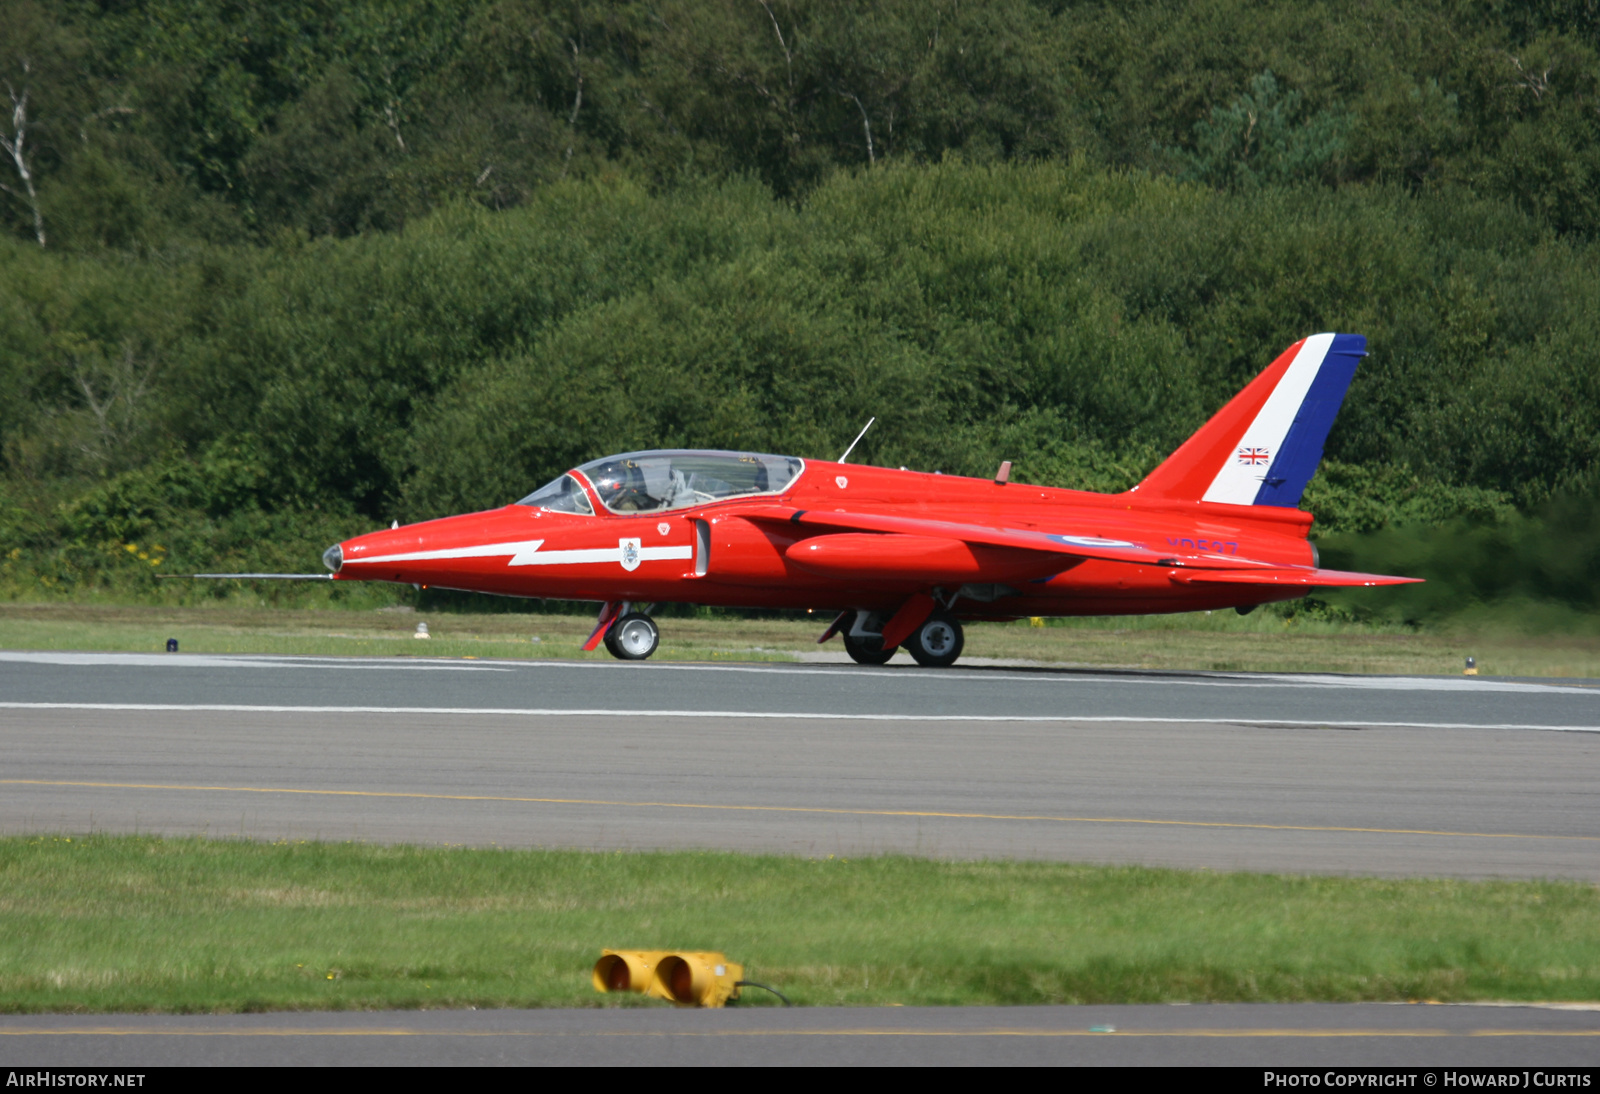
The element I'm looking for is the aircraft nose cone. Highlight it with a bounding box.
[322,544,343,573]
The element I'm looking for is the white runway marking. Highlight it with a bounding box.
[2,650,1594,695]
[0,651,517,672]
[1,702,1596,733]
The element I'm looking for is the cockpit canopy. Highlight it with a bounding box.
[515,473,594,515]
[517,450,804,515]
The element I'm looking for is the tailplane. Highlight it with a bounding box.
[1131,333,1365,507]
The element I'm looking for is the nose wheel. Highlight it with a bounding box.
[604,612,660,660]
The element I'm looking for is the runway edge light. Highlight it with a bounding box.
[593,950,675,999]
[593,950,745,1007]
[654,952,745,1008]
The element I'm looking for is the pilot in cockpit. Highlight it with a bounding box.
[592,459,656,512]
[581,452,796,513]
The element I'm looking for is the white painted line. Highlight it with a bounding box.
[1,702,1595,733]
[493,660,1598,695]
[2,650,1593,695]
[0,651,517,671]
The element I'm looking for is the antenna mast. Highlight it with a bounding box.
[837,417,876,463]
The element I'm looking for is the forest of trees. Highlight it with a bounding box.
[1,0,1597,621]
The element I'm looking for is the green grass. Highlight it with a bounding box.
[2,601,1599,677]
[3,836,1598,1013]
[0,603,798,663]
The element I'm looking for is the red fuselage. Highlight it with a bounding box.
[333,459,1318,619]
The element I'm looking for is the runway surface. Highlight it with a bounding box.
[3,1004,1597,1066]
[5,649,1600,729]
[3,651,1598,878]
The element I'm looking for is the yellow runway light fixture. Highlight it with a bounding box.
[592,950,675,999]
[655,952,744,1008]
[592,949,749,1008]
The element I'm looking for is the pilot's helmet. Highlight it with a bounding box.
[589,462,622,493]
[596,459,650,510]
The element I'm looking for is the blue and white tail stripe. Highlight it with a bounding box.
[1201,333,1366,507]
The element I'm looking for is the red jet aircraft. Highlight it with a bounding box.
[311,332,1418,667]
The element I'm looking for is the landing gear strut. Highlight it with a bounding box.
[604,611,660,660]
[842,630,895,665]
[838,611,896,665]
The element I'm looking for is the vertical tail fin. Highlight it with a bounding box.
[1130,333,1365,507]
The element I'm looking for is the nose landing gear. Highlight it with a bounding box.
[604,611,660,660]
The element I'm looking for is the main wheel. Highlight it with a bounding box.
[842,629,896,665]
[907,612,964,668]
[605,612,660,660]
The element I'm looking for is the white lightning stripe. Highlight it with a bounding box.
[347,540,546,565]
[513,547,617,566]
[1203,333,1335,505]
[513,545,692,567]
[629,546,693,564]
[343,540,693,568]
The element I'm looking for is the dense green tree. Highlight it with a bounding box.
[1,1,1597,616]
[5,0,1598,244]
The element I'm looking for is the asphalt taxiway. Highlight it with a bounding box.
[2,651,1597,878]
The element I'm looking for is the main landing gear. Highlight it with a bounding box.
[838,610,965,668]
[602,610,660,660]
[906,612,964,668]
[842,627,895,666]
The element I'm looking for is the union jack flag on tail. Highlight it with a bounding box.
[1130,333,1366,509]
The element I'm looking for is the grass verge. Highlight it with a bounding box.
[3,836,1597,1013]
[2,601,1599,676]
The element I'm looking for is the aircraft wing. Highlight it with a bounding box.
[737,505,1421,587]
[737,505,1188,567]
[736,504,1315,570]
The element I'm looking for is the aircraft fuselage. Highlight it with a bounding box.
[333,458,1318,619]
